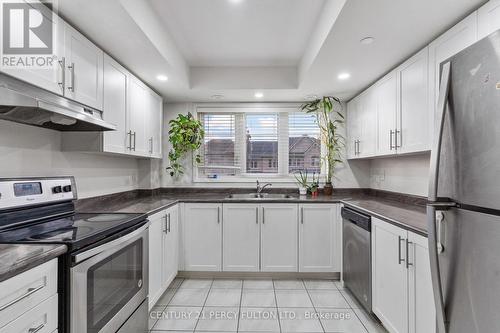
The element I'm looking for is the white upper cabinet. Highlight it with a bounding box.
[376,72,398,156]
[146,90,163,158]
[346,97,361,159]
[358,89,377,158]
[0,8,65,95]
[103,55,128,154]
[183,203,222,272]
[260,204,298,272]
[396,48,430,154]
[63,23,104,110]
[428,12,477,127]
[223,204,260,272]
[478,0,500,39]
[127,77,149,156]
[299,204,339,272]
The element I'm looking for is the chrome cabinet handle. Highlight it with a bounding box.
[67,62,75,92]
[390,130,395,150]
[167,213,171,232]
[0,284,45,311]
[127,131,132,150]
[262,207,265,224]
[256,207,258,224]
[398,236,405,265]
[58,57,65,93]
[396,129,402,148]
[301,207,304,224]
[353,140,357,155]
[406,239,413,269]
[28,323,45,333]
[149,137,153,154]
[132,132,137,151]
[217,207,220,224]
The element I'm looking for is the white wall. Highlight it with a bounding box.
[161,102,371,189]
[369,153,430,197]
[0,120,140,198]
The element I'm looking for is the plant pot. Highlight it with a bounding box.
[323,182,333,196]
[299,186,308,196]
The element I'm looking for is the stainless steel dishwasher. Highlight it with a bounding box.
[342,206,372,313]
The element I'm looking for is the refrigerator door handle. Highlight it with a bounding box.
[427,60,451,333]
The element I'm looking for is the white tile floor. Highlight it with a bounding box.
[149,278,388,333]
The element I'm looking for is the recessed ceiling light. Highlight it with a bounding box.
[304,94,318,100]
[210,94,224,100]
[360,37,375,45]
[254,92,264,99]
[337,72,351,80]
[229,0,243,4]
[156,74,168,82]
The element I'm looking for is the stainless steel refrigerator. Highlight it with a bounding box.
[428,29,500,333]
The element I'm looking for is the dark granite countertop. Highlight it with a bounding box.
[76,188,428,236]
[341,198,427,236]
[0,244,67,282]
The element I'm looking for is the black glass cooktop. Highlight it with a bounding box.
[0,212,147,251]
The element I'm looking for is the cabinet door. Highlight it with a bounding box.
[0,7,64,95]
[183,203,222,271]
[478,0,500,39]
[223,204,260,272]
[397,48,430,154]
[102,55,128,154]
[260,204,298,272]
[163,205,179,287]
[299,204,338,272]
[127,77,148,156]
[148,210,166,309]
[63,23,103,110]
[407,232,436,333]
[428,12,477,139]
[376,72,398,156]
[358,89,377,158]
[347,97,361,159]
[372,218,408,333]
[146,90,163,158]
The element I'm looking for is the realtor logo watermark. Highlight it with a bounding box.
[1,0,57,69]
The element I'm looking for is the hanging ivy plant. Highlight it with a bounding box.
[166,112,205,177]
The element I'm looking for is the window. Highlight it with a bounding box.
[196,106,323,180]
[288,112,321,174]
[246,114,278,174]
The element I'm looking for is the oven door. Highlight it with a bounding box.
[70,223,149,333]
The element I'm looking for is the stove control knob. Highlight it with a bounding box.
[63,185,72,193]
[52,186,62,194]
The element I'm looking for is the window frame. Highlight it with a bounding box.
[193,103,325,183]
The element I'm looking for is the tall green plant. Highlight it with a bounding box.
[301,96,345,185]
[166,112,205,177]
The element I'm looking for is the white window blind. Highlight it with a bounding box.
[199,113,242,176]
[288,113,321,174]
[245,114,279,174]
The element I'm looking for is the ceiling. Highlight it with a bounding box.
[57,0,487,103]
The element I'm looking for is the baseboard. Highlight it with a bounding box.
[177,271,340,280]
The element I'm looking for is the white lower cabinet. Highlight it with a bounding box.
[372,217,435,333]
[299,204,340,272]
[183,203,222,272]
[0,259,58,332]
[148,205,179,310]
[223,204,260,272]
[260,204,298,272]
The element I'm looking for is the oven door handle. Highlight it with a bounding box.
[73,223,149,264]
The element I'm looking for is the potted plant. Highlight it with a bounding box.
[301,96,345,195]
[307,172,320,197]
[294,170,309,196]
[166,112,205,177]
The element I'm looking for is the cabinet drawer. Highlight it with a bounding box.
[0,259,57,326]
[0,293,58,333]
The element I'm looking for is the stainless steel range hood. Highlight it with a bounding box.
[0,73,116,131]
